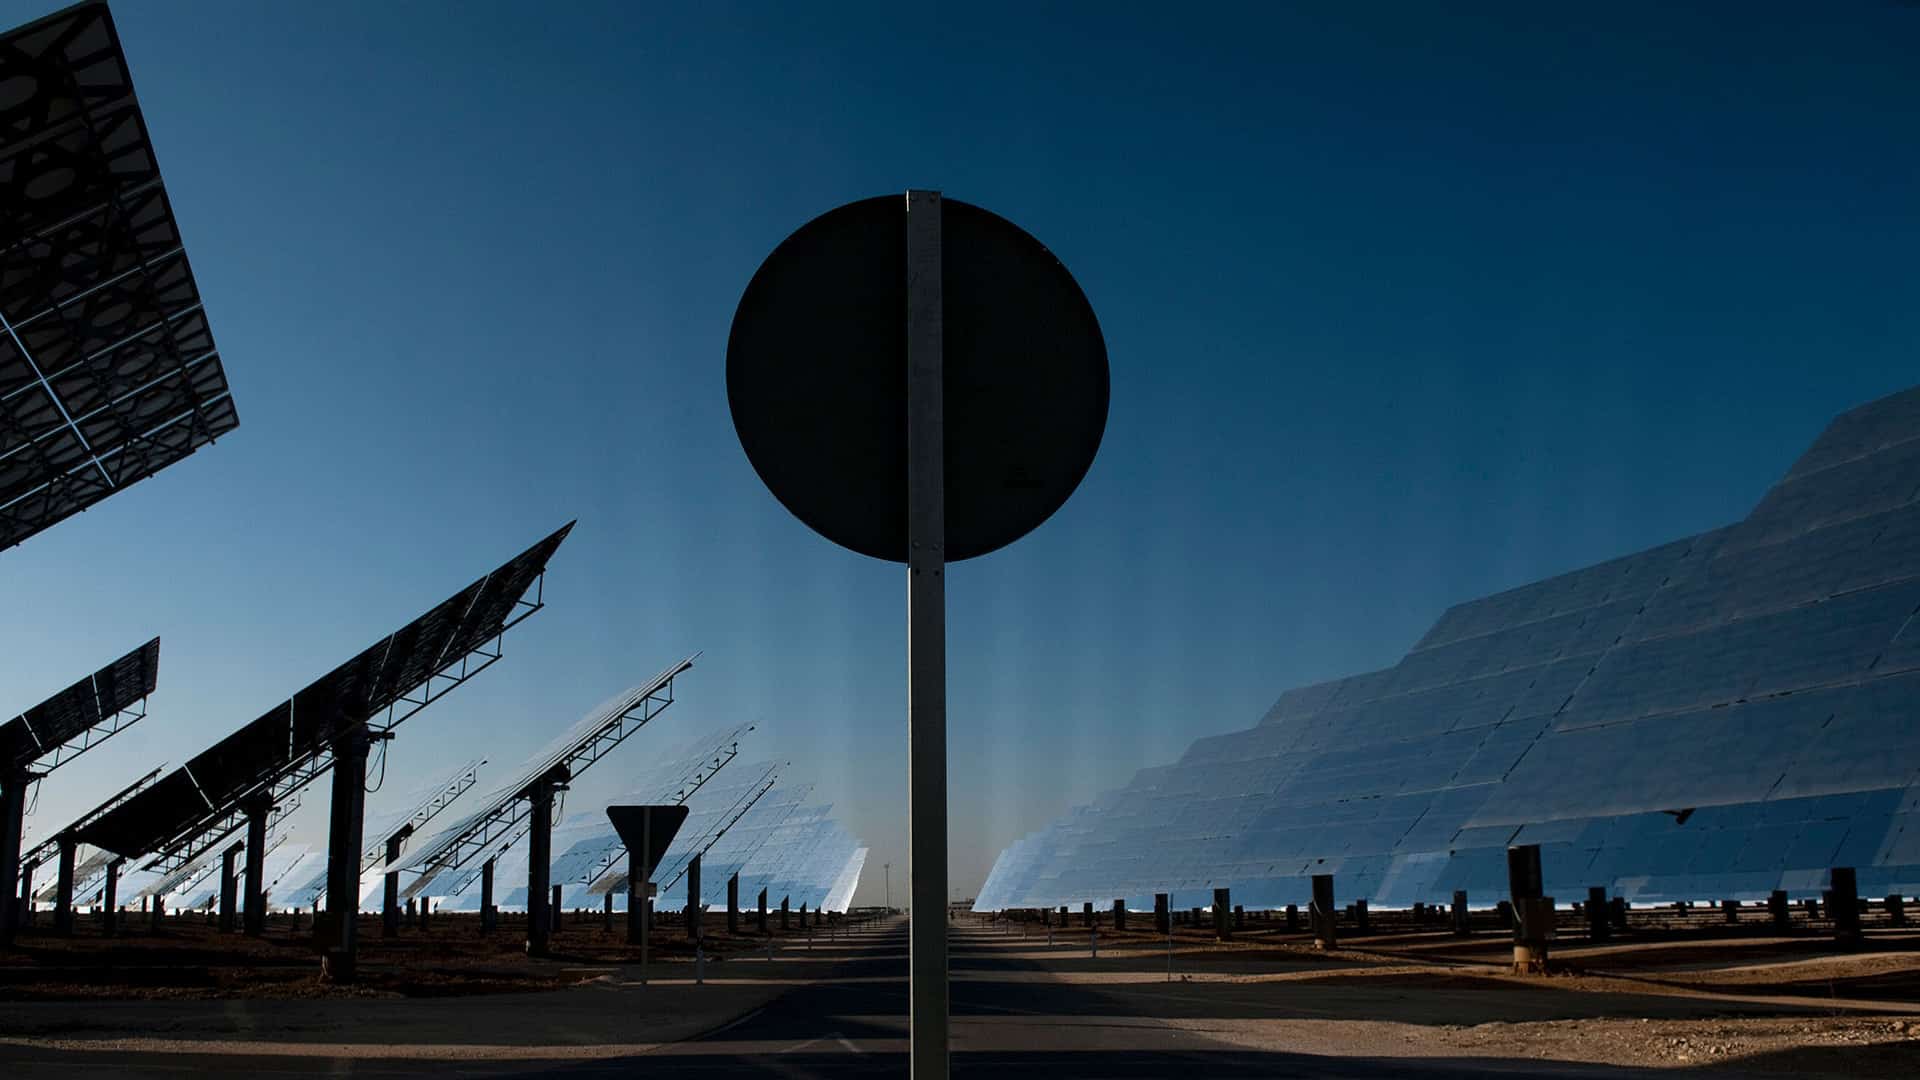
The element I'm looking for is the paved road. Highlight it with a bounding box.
[0,916,1791,1078]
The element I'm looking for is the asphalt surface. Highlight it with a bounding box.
[0,916,1782,1078]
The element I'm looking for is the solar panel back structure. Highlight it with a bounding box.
[0,636,157,941]
[77,522,572,977]
[276,758,484,915]
[425,728,742,910]
[381,654,699,956]
[1,2,239,552]
[978,385,1920,914]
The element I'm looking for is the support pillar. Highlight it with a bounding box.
[103,859,123,936]
[17,857,37,929]
[382,830,406,939]
[54,835,78,936]
[1830,867,1862,946]
[1452,890,1471,936]
[1113,899,1126,930]
[525,772,564,959]
[1212,888,1231,940]
[1153,893,1169,934]
[1354,898,1370,934]
[758,887,769,933]
[0,771,33,944]
[781,895,790,930]
[728,872,740,934]
[1082,900,1094,928]
[218,842,240,933]
[242,797,270,936]
[149,891,164,931]
[604,891,614,932]
[1769,890,1790,932]
[1723,899,1739,925]
[686,853,702,941]
[322,724,375,983]
[1311,874,1336,949]
[1507,844,1549,973]
[1887,894,1907,927]
[1285,903,1300,931]
[480,859,497,934]
[1587,887,1609,941]
[551,885,562,933]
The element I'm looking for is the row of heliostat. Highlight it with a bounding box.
[980,385,1920,913]
[69,722,864,915]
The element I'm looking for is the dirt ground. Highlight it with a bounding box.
[0,908,834,999]
[975,912,1920,1074]
[7,908,1920,1075]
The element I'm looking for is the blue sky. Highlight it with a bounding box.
[4,1,1918,904]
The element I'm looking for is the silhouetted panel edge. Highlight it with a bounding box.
[0,1,240,551]
[75,523,573,859]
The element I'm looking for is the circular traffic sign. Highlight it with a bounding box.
[727,196,1108,562]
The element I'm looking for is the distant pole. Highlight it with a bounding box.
[905,188,950,1080]
[638,806,651,981]
[885,862,892,911]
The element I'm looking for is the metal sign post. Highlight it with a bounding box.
[728,189,1108,1080]
[905,189,949,1077]
[607,804,686,989]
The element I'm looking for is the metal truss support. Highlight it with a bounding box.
[19,766,163,876]
[242,797,271,935]
[403,660,697,905]
[30,698,148,776]
[144,600,547,883]
[361,763,479,880]
[146,754,321,877]
[578,738,742,895]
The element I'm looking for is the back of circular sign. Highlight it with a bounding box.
[727,195,1108,563]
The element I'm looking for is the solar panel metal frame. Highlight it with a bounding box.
[569,730,745,893]
[360,757,482,875]
[0,1,240,551]
[276,757,487,908]
[390,654,698,901]
[138,790,301,903]
[431,728,746,903]
[18,761,161,869]
[0,635,157,777]
[651,761,780,895]
[74,522,573,871]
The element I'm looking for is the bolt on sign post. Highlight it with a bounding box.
[728,192,1108,1079]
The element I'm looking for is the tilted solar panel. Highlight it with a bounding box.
[0,2,239,550]
[0,635,156,773]
[77,522,572,860]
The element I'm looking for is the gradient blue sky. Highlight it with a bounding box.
[4,1,1918,904]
